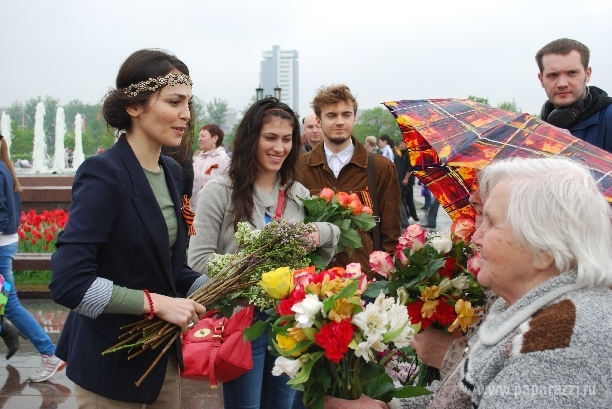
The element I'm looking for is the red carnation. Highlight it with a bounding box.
[438,258,457,279]
[314,319,354,363]
[407,300,433,329]
[277,288,306,316]
[433,299,457,327]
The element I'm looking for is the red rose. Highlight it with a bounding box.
[314,319,354,363]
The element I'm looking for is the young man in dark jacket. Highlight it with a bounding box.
[537,38,612,153]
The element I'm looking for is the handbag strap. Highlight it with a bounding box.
[275,187,286,219]
[367,151,381,251]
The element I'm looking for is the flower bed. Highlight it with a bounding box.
[18,209,68,253]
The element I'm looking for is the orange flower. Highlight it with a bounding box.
[336,192,352,207]
[319,188,335,203]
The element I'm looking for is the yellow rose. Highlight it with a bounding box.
[259,267,295,299]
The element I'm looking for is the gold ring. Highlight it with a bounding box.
[187,322,195,330]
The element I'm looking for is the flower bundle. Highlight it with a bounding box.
[364,219,485,386]
[300,188,376,269]
[18,209,69,252]
[102,218,316,386]
[245,264,428,409]
[366,219,484,333]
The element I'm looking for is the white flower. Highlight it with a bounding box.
[374,291,395,312]
[385,303,415,348]
[354,341,373,362]
[451,276,469,290]
[429,233,453,254]
[292,294,323,328]
[352,302,388,340]
[272,356,302,378]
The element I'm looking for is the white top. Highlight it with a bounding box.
[324,142,355,178]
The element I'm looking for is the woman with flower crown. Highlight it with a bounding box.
[50,49,208,408]
[188,97,340,409]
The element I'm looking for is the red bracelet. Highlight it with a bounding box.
[143,289,154,320]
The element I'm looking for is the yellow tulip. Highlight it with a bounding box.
[259,267,295,299]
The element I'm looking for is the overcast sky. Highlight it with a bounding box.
[2,0,611,119]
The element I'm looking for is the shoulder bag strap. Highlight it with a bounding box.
[367,152,381,251]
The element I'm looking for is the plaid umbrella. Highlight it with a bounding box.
[384,98,612,221]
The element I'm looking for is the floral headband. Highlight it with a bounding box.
[123,73,193,97]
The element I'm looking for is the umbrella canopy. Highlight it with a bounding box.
[384,98,612,221]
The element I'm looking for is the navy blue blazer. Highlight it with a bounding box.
[50,138,201,404]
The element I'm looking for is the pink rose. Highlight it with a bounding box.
[451,217,476,244]
[345,263,362,278]
[467,253,482,277]
[398,224,426,251]
[293,266,316,288]
[369,251,395,278]
[319,188,335,203]
[357,274,368,293]
[394,244,410,267]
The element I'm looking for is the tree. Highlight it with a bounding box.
[467,95,490,105]
[352,106,401,144]
[497,99,521,113]
[202,98,228,128]
[222,95,257,152]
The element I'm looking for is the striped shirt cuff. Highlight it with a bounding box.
[74,277,113,318]
[187,274,210,297]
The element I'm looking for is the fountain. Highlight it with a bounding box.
[0,112,11,151]
[32,102,46,173]
[54,107,66,171]
[73,113,84,169]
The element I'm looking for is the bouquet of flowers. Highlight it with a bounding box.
[365,219,485,385]
[300,188,377,269]
[103,218,317,386]
[245,264,430,409]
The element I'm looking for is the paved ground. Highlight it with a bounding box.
[0,186,451,409]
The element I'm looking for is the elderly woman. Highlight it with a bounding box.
[326,157,612,409]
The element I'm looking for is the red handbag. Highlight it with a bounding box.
[181,306,254,387]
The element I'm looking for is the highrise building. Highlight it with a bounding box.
[260,45,299,114]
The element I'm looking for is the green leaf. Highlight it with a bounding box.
[392,386,432,398]
[364,280,389,298]
[287,352,325,385]
[336,279,359,300]
[339,229,363,249]
[301,327,317,341]
[351,212,377,231]
[243,320,268,341]
[307,251,327,271]
[363,372,396,399]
